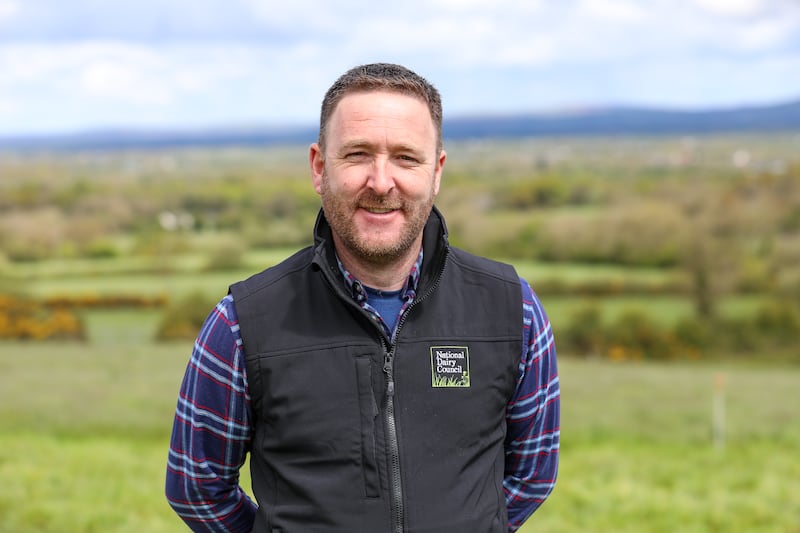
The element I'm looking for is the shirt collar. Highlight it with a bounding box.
[336,248,423,304]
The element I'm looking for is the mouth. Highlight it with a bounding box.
[360,205,400,215]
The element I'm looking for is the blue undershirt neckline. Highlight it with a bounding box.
[363,285,405,333]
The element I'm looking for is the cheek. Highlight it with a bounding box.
[320,175,360,208]
[326,167,365,193]
[405,176,439,201]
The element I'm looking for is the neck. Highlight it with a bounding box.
[333,239,421,292]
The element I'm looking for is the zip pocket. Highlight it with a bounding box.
[355,355,380,498]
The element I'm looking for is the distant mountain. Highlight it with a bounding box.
[2,99,799,151]
[0,125,317,152]
[443,99,800,140]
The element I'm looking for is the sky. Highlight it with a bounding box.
[0,0,799,137]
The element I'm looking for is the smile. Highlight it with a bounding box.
[362,207,398,214]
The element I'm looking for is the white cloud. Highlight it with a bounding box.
[735,16,798,50]
[0,0,19,23]
[578,0,647,23]
[80,60,171,105]
[692,0,769,18]
[0,0,18,20]
[0,40,340,132]
[70,43,166,100]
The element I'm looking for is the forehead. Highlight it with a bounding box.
[327,90,436,145]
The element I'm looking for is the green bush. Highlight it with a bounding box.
[561,304,605,356]
[84,238,121,259]
[495,176,571,209]
[203,240,246,271]
[672,317,713,350]
[154,291,218,341]
[754,299,800,345]
[560,304,700,360]
[2,241,54,262]
[533,202,690,267]
[713,317,762,353]
[706,299,800,354]
[244,216,315,248]
[605,308,677,360]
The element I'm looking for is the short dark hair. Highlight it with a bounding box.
[318,63,443,152]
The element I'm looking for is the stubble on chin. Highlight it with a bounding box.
[319,178,432,267]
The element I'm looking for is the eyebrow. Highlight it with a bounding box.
[338,140,373,152]
[337,139,427,157]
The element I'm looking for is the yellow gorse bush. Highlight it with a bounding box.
[0,293,85,340]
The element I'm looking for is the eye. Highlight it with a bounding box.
[397,154,420,164]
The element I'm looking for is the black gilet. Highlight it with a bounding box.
[230,207,522,533]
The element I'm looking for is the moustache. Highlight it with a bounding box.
[356,192,403,211]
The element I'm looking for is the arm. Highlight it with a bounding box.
[166,294,257,532]
[504,278,561,532]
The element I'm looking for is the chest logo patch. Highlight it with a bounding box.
[430,346,470,388]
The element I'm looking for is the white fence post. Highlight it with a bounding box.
[712,372,726,451]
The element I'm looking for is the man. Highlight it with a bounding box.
[166,63,560,532]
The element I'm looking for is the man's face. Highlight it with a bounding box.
[310,90,446,266]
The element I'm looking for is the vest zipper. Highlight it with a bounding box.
[381,248,448,533]
[382,348,403,533]
[318,244,449,533]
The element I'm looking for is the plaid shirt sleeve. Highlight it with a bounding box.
[504,278,561,531]
[165,294,257,532]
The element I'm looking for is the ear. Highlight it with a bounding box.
[309,143,325,195]
[433,149,446,196]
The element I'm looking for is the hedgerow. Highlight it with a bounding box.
[0,294,85,341]
[559,298,800,361]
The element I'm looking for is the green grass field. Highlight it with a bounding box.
[1,249,795,532]
[2,323,798,532]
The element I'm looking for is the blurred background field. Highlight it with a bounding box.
[1,341,798,532]
[1,133,799,531]
[2,134,799,357]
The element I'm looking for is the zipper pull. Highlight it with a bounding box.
[384,352,395,396]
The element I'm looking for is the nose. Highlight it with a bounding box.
[366,156,394,195]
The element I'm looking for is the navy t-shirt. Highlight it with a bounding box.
[364,285,405,333]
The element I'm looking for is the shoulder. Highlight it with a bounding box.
[447,247,520,286]
[193,294,245,370]
[216,293,239,323]
[518,277,549,324]
[229,246,314,302]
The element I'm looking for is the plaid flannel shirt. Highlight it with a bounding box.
[166,252,560,532]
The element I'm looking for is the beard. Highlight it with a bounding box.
[320,177,435,267]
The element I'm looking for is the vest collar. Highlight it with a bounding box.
[311,205,450,294]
